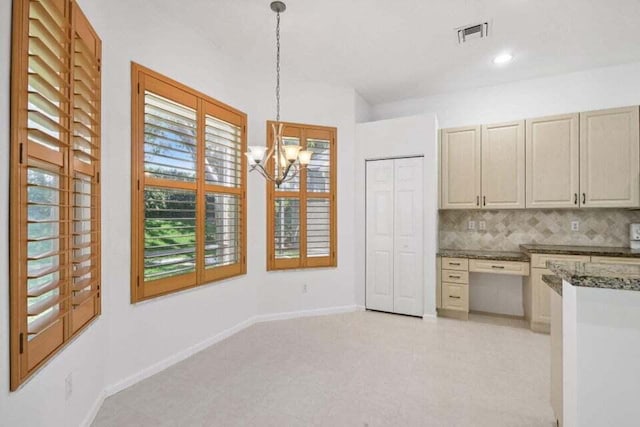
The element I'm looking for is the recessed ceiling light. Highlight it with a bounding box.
[493,53,513,65]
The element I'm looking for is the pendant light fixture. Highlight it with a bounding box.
[245,1,312,188]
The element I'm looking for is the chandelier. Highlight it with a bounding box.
[245,1,312,188]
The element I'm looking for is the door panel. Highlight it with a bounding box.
[441,126,481,209]
[580,106,640,208]
[366,160,394,312]
[481,120,525,209]
[526,114,580,208]
[393,157,424,316]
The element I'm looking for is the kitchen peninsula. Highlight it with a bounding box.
[543,261,640,427]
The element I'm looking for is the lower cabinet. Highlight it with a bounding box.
[437,257,469,319]
[526,254,591,333]
[528,268,552,333]
[442,282,469,311]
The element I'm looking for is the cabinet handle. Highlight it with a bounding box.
[574,193,578,205]
[483,196,486,206]
[491,265,505,269]
[476,196,480,206]
[582,193,586,204]
[449,262,461,266]
[449,296,461,299]
[448,275,461,279]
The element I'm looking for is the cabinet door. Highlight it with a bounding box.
[393,157,424,317]
[580,106,640,208]
[365,160,395,313]
[481,120,525,209]
[531,268,551,327]
[526,114,580,208]
[440,126,481,209]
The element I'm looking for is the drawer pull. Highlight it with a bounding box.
[449,296,461,299]
[449,262,461,266]
[448,274,461,279]
[491,265,505,269]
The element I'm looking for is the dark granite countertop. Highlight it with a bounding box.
[437,249,530,262]
[520,244,640,258]
[546,261,640,292]
[542,274,563,296]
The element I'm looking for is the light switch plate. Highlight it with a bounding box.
[478,221,486,231]
[468,220,476,231]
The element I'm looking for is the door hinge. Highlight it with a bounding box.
[19,333,24,354]
[19,143,24,164]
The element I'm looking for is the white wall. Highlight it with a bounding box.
[354,115,439,316]
[355,92,373,123]
[372,61,640,128]
[0,1,360,426]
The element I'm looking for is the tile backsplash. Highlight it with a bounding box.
[439,209,640,251]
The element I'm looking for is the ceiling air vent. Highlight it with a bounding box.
[457,22,489,44]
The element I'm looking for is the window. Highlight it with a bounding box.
[131,64,247,302]
[10,0,101,390]
[266,122,337,270]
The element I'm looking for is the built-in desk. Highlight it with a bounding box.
[436,250,530,321]
[438,246,640,332]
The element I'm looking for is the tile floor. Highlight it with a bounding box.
[92,311,555,426]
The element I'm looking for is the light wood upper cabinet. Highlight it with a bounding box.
[580,106,640,208]
[526,114,580,208]
[481,120,525,209]
[440,126,481,209]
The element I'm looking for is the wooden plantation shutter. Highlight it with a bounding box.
[266,122,337,270]
[131,64,247,302]
[10,0,101,390]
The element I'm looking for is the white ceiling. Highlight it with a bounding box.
[154,0,640,104]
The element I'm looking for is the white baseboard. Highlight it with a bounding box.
[80,390,106,427]
[255,304,364,323]
[422,313,437,321]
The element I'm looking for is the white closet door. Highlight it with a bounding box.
[366,160,395,313]
[393,158,424,316]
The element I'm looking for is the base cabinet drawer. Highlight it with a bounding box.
[442,269,469,284]
[469,259,530,276]
[442,282,469,312]
[531,254,591,269]
[442,257,469,271]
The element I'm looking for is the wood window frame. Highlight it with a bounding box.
[131,63,247,302]
[266,121,337,270]
[10,0,102,390]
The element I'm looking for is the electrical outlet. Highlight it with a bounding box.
[478,221,486,231]
[302,283,308,294]
[571,221,580,232]
[468,220,476,231]
[65,373,73,400]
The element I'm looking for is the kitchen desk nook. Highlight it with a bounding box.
[437,245,640,333]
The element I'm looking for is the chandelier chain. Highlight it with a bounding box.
[275,10,281,123]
